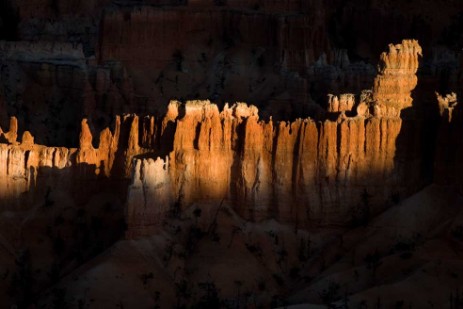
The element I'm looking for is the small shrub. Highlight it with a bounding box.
[452,225,463,241]
[256,54,265,67]
[186,226,204,254]
[399,251,413,259]
[193,281,221,308]
[175,279,192,307]
[245,243,263,259]
[54,214,64,226]
[53,236,65,255]
[319,281,341,307]
[390,192,401,204]
[172,50,184,72]
[289,267,300,279]
[364,250,382,271]
[257,279,266,291]
[42,187,54,208]
[272,273,284,286]
[298,237,311,262]
[276,248,288,266]
[140,272,154,286]
[52,288,67,309]
[193,208,202,219]
[214,0,226,6]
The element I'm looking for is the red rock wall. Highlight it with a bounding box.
[0,98,424,238]
[125,100,408,237]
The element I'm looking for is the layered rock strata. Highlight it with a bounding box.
[373,40,422,112]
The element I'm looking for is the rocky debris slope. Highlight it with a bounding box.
[35,184,463,308]
[286,184,463,308]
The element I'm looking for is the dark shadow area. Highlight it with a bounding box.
[0,0,19,40]
[228,119,247,218]
[327,1,441,63]
[433,89,463,188]
[0,62,88,148]
[393,78,440,206]
[0,162,129,307]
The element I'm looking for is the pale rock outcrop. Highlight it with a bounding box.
[434,92,463,191]
[126,158,174,238]
[327,94,356,113]
[0,117,18,144]
[436,92,458,122]
[76,119,100,171]
[21,131,34,147]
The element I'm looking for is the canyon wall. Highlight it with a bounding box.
[126,100,405,237]
[125,40,426,237]
[0,39,446,239]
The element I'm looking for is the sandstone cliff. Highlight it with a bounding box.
[126,99,406,237]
